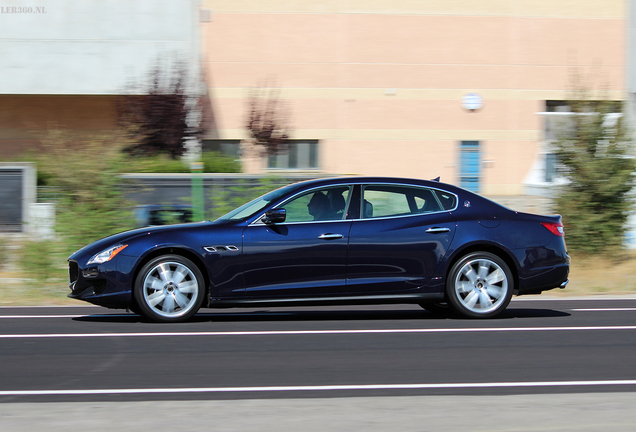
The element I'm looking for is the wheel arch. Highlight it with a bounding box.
[130,246,211,310]
[444,243,519,293]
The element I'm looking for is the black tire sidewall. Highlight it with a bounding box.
[446,252,513,319]
[134,254,205,323]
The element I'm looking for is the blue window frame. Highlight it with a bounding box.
[460,141,480,192]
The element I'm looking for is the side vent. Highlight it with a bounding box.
[204,245,240,253]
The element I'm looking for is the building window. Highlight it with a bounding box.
[268,140,319,170]
[202,139,241,158]
[545,153,557,182]
[459,141,480,192]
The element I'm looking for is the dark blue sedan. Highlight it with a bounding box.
[68,177,569,322]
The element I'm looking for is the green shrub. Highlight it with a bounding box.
[208,177,288,220]
[553,98,635,255]
[18,240,64,282]
[117,154,191,173]
[115,151,241,174]
[201,151,241,173]
[31,131,137,256]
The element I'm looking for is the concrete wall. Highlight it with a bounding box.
[0,163,36,233]
[121,173,325,220]
[0,0,200,95]
[0,0,202,158]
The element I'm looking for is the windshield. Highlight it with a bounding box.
[215,184,298,222]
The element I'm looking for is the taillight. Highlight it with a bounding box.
[542,222,564,237]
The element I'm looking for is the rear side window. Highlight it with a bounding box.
[433,190,457,211]
[362,189,411,218]
[361,185,456,219]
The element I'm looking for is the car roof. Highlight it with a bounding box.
[287,176,466,194]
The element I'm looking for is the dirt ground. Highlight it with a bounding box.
[548,252,636,297]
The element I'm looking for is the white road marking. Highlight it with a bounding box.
[2,380,636,396]
[514,296,636,301]
[0,305,98,308]
[1,326,636,339]
[572,308,636,312]
[0,315,87,319]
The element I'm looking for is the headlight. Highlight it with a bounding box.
[87,244,128,265]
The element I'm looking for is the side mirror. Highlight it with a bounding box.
[262,209,286,224]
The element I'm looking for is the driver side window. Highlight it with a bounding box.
[282,186,351,222]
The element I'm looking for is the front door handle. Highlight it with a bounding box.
[318,233,344,240]
[425,227,451,234]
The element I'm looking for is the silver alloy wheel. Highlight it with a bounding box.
[452,257,508,314]
[142,260,200,319]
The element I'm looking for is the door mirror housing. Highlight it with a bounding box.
[262,209,286,224]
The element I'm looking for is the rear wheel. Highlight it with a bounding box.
[134,255,205,322]
[446,252,513,319]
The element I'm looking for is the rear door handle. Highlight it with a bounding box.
[425,227,450,234]
[318,233,344,240]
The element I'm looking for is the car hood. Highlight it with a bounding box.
[68,221,212,261]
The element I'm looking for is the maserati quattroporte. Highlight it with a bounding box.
[68,177,569,322]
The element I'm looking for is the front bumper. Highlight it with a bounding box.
[67,256,136,309]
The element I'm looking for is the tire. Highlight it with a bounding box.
[134,255,205,323]
[446,252,513,319]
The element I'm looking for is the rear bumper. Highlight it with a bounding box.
[516,262,570,295]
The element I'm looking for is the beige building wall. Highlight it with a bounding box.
[201,0,626,195]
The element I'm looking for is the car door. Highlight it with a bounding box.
[242,185,353,299]
[346,184,457,294]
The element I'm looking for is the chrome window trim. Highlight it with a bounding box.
[251,218,354,227]
[249,183,353,226]
[248,181,459,226]
[353,209,452,222]
[359,183,459,220]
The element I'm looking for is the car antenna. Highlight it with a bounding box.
[431,176,440,182]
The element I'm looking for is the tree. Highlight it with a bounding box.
[552,96,635,255]
[117,60,209,159]
[245,85,291,158]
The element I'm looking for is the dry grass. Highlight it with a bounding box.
[549,251,636,297]
[0,271,73,306]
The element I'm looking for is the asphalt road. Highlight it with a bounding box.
[1,297,636,431]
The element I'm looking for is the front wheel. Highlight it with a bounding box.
[446,252,513,319]
[134,255,205,322]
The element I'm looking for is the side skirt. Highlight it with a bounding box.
[208,293,445,309]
